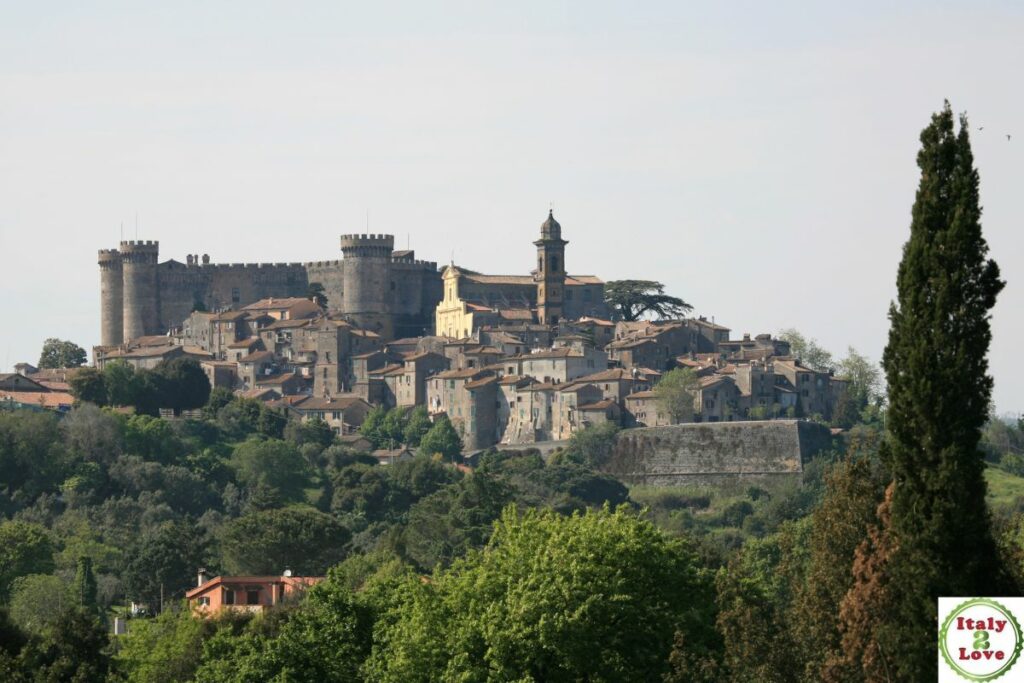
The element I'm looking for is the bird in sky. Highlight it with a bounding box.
[979,126,985,131]
[1008,134,1013,141]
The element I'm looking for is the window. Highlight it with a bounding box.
[224,589,235,605]
[583,289,592,302]
[232,287,241,304]
[565,289,573,301]
[198,596,210,606]
[538,256,543,271]
[246,589,260,605]
[550,256,559,272]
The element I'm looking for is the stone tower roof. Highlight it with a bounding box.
[540,209,562,241]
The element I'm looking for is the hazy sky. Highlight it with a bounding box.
[1,2,1021,413]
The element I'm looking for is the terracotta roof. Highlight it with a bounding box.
[186,575,323,599]
[572,368,637,382]
[369,363,404,376]
[498,375,536,386]
[465,375,499,390]
[625,390,657,400]
[263,318,313,330]
[498,309,534,321]
[214,310,248,322]
[434,368,488,380]
[239,387,280,401]
[559,383,600,394]
[578,399,617,410]
[564,275,604,285]
[228,337,260,349]
[351,329,381,338]
[292,395,370,411]
[242,297,313,310]
[0,391,74,409]
[254,373,300,386]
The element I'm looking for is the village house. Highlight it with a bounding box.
[186,569,322,616]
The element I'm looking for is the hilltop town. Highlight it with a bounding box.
[1,210,851,452]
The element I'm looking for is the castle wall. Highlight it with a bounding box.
[603,420,833,486]
[341,234,394,339]
[305,260,345,313]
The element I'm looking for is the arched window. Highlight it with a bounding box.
[550,256,559,272]
[538,256,543,272]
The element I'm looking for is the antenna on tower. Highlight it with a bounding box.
[135,212,139,240]
[366,210,369,231]
[120,222,124,241]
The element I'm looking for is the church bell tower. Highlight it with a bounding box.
[534,210,568,325]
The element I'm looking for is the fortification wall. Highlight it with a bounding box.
[304,260,345,313]
[604,420,833,486]
[156,262,308,332]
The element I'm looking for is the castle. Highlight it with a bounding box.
[97,211,608,346]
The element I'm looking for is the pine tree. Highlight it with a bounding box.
[877,101,1006,680]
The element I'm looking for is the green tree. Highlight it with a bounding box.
[367,506,716,682]
[306,281,328,308]
[872,102,1007,681]
[72,556,97,610]
[654,367,699,424]
[231,439,310,504]
[358,406,388,448]
[37,338,87,369]
[115,604,212,683]
[0,522,55,603]
[403,405,432,447]
[558,421,620,469]
[604,280,693,321]
[122,521,210,613]
[17,606,110,682]
[417,414,463,461]
[103,360,138,407]
[7,575,68,635]
[221,506,350,575]
[67,368,107,406]
[154,358,211,413]
[778,329,834,372]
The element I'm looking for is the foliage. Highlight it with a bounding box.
[366,505,716,682]
[122,520,211,612]
[778,328,835,373]
[220,506,350,575]
[68,368,106,406]
[402,405,432,447]
[604,280,693,321]
[555,421,621,471]
[115,604,213,683]
[12,606,110,682]
[417,414,463,461]
[7,575,68,635]
[230,439,310,505]
[654,367,699,424]
[37,338,87,369]
[0,521,55,603]
[874,102,1007,680]
[306,281,328,308]
[72,555,97,610]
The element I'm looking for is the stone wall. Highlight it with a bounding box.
[604,419,833,486]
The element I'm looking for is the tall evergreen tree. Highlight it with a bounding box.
[74,555,98,610]
[876,101,1006,680]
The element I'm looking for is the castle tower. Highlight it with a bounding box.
[340,233,394,339]
[534,210,568,325]
[98,249,124,346]
[120,240,160,342]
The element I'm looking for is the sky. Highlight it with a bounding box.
[1,2,1021,414]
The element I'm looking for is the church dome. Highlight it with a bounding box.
[540,209,561,239]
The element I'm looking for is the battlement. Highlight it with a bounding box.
[306,260,343,268]
[120,240,159,250]
[340,233,395,250]
[98,249,121,264]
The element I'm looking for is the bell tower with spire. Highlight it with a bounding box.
[534,209,568,325]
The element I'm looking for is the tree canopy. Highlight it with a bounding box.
[604,280,692,321]
[37,338,87,369]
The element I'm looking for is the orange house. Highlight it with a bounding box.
[185,569,323,615]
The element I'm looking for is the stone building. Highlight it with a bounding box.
[98,236,441,346]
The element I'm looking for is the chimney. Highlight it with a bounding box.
[197,568,210,587]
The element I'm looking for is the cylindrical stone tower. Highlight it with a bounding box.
[120,240,160,342]
[98,249,124,347]
[340,233,393,339]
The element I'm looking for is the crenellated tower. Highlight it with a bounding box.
[534,210,568,325]
[340,234,394,339]
[98,249,124,346]
[120,240,160,342]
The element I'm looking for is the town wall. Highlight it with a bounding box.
[603,420,833,486]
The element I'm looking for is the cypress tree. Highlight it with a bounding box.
[74,555,98,610]
[878,101,1005,679]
